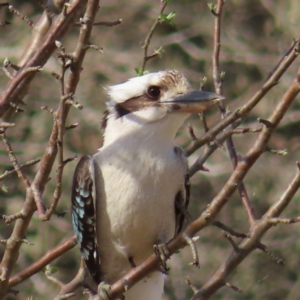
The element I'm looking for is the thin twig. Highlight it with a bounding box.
[54,258,89,300]
[8,5,35,27]
[0,159,40,181]
[212,0,256,225]
[141,0,168,72]
[75,19,122,27]
[9,236,77,287]
[256,242,285,265]
[213,221,248,238]
[0,131,31,189]
[0,1,97,297]
[185,39,300,156]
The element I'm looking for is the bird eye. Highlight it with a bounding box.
[147,86,161,100]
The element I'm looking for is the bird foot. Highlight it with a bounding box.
[97,282,112,300]
[153,243,170,274]
[97,282,124,300]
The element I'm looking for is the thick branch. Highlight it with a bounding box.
[8,236,76,287]
[0,0,86,121]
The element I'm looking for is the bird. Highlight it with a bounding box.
[71,70,223,299]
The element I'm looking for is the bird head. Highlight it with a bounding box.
[103,70,224,143]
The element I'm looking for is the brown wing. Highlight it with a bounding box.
[71,155,102,284]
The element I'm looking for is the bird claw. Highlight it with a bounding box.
[153,243,170,274]
[97,282,124,300]
[97,282,112,300]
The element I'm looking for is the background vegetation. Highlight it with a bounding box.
[0,0,299,299]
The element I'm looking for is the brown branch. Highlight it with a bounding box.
[212,221,248,238]
[186,278,198,294]
[268,216,300,225]
[185,39,300,156]
[34,0,57,19]
[0,1,99,298]
[54,258,89,300]
[256,242,285,265]
[140,0,168,72]
[231,127,262,134]
[222,232,240,253]
[0,130,31,189]
[0,0,86,121]
[1,212,24,225]
[1,59,14,79]
[0,21,10,27]
[225,282,242,293]
[75,19,122,27]
[212,0,225,97]
[0,158,40,181]
[40,50,69,221]
[9,236,77,287]
[211,0,256,226]
[199,112,209,133]
[93,19,122,26]
[189,71,300,300]
[189,120,242,176]
[8,5,35,28]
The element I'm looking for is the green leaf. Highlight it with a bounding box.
[154,46,164,58]
[159,11,176,26]
[1,184,8,193]
[134,68,149,76]
[207,3,217,11]
[45,264,58,274]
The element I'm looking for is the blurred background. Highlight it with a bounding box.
[0,0,300,299]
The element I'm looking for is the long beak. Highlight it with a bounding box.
[163,90,225,113]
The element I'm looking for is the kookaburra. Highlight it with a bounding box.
[71,70,223,299]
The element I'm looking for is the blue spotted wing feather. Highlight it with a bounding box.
[71,155,102,284]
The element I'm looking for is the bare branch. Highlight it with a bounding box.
[140,0,169,72]
[1,212,24,225]
[0,131,31,189]
[0,0,88,121]
[190,160,300,299]
[0,1,99,297]
[222,232,240,253]
[8,5,35,27]
[9,236,77,287]
[268,217,300,225]
[185,39,300,156]
[256,242,285,265]
[75,19,122,27]
[211,0,256,226]
[225,282,242,293]
[54,258,89,300]
[0,159,40,182]
[212,221,248,238]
